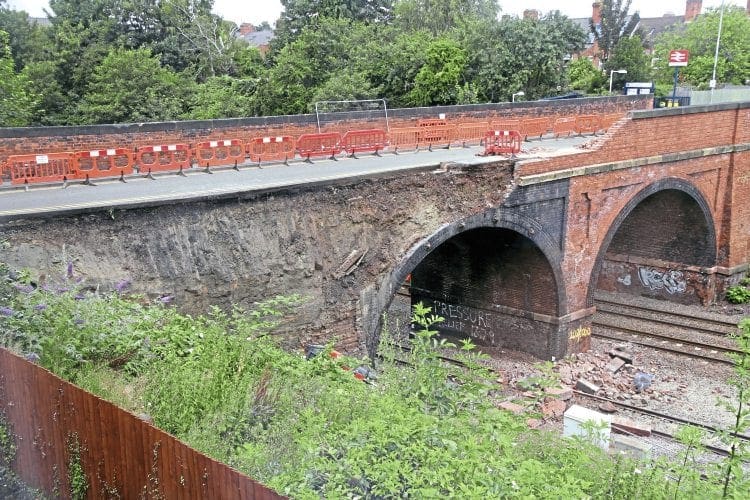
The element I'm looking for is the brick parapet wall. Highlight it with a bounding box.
[518,103,750,178]
[0,96,651,164]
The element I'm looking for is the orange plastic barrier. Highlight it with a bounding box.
[247,136,296,164]
[452,122,490,146]
[521,118,551,140]
[297,132,342,161]
[601,113,624,131]
[388,127,422,152]
[552,117,578,138]
[340,129,387,157]
[484,130,522,156]
[74,148,134,180]
[136,144,192,174]
[575,115,602,136]
[418,119,455,149]
[491,120,524,140]
[7,152,76,185]
[194,139,245,168]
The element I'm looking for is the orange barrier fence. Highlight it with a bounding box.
[552,117,578,138]
[418,119,455,149]
[136,144,192,174]
[74,148,134,180]
[0,349,282,499]
[485,130,522,156]
[521,118,551,140]
[575,115,602,136]
[601,113,624,131]
[194,139,245,167]
[388,127,422,152]
[7,152,76,185]
[297,132,342,161]
[452,122,490,146]
[340,129,387,157]
[247,136,296,164]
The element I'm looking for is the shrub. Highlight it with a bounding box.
[727,285,750,304]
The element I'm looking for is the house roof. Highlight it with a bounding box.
[239,30,275,47]
[571,14,685,47]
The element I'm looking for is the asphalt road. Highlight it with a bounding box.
[0,136,591,222]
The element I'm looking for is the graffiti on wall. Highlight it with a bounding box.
[568,327,591,342]
[637,267,687,294]
[430,299,495,344]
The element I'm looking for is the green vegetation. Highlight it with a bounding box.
[66,433,88,500]
[2,262,750,496]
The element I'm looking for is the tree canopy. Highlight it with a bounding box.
[0,0,594,126]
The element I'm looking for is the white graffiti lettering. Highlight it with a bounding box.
[617,275,632,286]
[637,267,687,294]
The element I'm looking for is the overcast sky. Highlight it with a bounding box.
[8,0,747,26]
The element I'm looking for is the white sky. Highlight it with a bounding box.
[7,0,747,26]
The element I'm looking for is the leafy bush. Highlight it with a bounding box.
[726,285,750,304]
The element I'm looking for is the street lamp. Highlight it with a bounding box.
[512,91,525,103]
[710,1,726,102]
[609,69,628,93]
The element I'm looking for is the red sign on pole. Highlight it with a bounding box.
[668,50,690,67]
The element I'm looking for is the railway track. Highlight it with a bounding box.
[592,292,745,365]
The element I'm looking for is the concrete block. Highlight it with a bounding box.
[606,357,626,373]
[563,404,611,451]
[612,416,652,437]
[609,348,634,364]
[575,378,600,395]
[611,434,651,459]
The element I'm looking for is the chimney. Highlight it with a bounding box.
[523,9,540,21]
[239,23,255,36]
[684,0,702,22]
[592,2,602,25]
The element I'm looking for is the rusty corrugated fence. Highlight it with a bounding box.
[0,349,283,499]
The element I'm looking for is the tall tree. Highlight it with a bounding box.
[394,0,497,35]
[273,0,393,51]
[604,34,651,89]
[0,30,37,126]
[654,6,750,90]
[590,0,640,62]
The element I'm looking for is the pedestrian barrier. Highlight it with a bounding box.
[418,119,454,149]
[340,129,387,157]
[521,118,551,140]
[552,117,578,138]
[388,127,422,152]
[297,132,342,161]
[136,144,192,174]
[247,136,296,164]
[484,130,522,156]
[601,113,624,131]
[575,115,602,136]
[491,120,523,140]
[74,148,134,180]
[194,139,245,168]
[7,152,76,185]
[452,122,491,147]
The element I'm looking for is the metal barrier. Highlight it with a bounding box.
[452,122,490,147]
[74,148,134,180]
[247,136,296,164]
[136,144,192,174]
[340,129,387,157]
[194,139,245,168]
[552,117,578,138]
[388,127,422,152]
[297,132,342,161]
[7,152,76,185]
[575,115,602,136]
[521,118,551,140]
[484,130,522,156]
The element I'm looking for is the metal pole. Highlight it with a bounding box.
[671,67,680,106]
[315,102,321,133]
[710,2,726,103]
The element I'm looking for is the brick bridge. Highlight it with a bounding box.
[0,99,748,361]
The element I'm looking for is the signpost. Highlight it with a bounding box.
[668,50,689,107]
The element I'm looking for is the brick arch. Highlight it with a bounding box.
[365,208,567,357]
[586,177,718,307]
